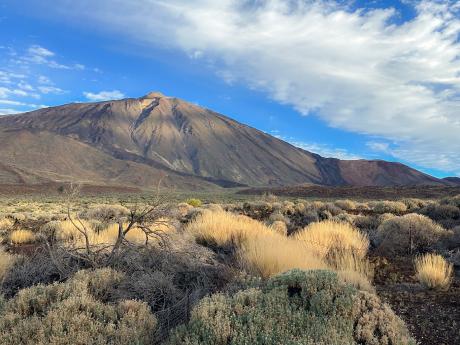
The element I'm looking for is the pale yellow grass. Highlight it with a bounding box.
[294,220,369,259]
[0,247,18,281]
[238,234,327,278]
[330,251,374,292]
[415,253,453,290]
[187,211,273,246]
[9,229,36,244]
[186,212,374,289]
[55,218,175,248]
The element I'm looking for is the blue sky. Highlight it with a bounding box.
[1,0,460,177]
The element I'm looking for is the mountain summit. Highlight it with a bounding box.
[0,92,443,189]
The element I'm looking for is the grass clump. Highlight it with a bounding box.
[238,235,326,278]
[187,211,272,247]
[0,268,157,345]
[9,230,36,245]
[0,248,19,283]
[414,253,453,290]
[294,220,369,259]
[169,269,414,345]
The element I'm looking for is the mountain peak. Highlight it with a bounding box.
[142,91,165,99]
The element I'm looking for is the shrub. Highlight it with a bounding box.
[440,194,460,208]
[268,211,286,223]
[419,203,460,221]
[321,202,344,216]
[82,204,130,222]
[376,214,450,255]
[1,250,80,298]
[269,220,288,236]
[294,220,369,259]
[169,270,414,345]
[414,253,453,290]
[201,203,223,212]
[177,202,193,217]
[335,199,357,211]
[242,201,273,220]
[372,201,407,214]
[186,199,202,207]
[0,268,157,345]
[353,215,380,231]
[401,198,428,211]
[9,230,36,244]
[352,290,414,345]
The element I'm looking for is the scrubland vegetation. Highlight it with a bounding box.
[0,191,458,344]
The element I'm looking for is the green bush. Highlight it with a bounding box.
[0,268,157,345]
[169,270,414,345]
[186,199,203,208]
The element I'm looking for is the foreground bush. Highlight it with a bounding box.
[376,214,450,255]
[170,270,414,345]
[0,268,157,345]
[414,253,453,290]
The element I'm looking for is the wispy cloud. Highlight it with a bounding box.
[83,90,125,101]
[38,0,460,174]
[272,132,361,160]
[0,44,94,113]
[17,44,85,70]
[37,86,65,94]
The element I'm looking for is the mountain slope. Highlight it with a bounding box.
[0,92,444,189]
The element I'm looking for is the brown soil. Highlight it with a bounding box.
[372,255,460,345]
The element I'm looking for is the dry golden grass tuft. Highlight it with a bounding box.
[0,247,19,282]
[187,211,273,247]
[294,220,369,259]
[414,253,453,290]
[187,211,373,290]
[51,217,176,249]
[238,235,326,278]
[9,229,36,244]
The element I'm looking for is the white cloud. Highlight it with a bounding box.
[38,86,65,94]
[83,90,125,101]
[39,0,460,174]
[291,141,361,160]
[28,45,54,58]
[272,132,361,160]
[37,75,52,84]
[15,44,87,70]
